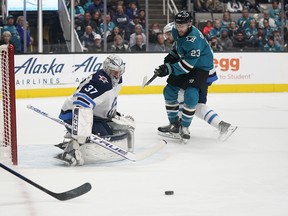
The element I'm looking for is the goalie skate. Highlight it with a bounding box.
[54,150,84,166]
[218,121,238,142]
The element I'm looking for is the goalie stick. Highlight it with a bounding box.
[0,163,91,201]
[27,105,166,162]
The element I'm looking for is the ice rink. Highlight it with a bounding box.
[1,92,288,216]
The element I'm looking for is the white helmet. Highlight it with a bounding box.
[103,54,125,87]
[163,22,175,34]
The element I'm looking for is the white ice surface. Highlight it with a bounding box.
[1,93,288,216]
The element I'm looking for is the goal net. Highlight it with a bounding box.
[0,44,17,165]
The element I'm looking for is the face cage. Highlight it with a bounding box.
[109,69,124,87]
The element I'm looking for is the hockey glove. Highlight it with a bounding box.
[112,113,136,129]
[164,49,179,64]
[154,63,173,77]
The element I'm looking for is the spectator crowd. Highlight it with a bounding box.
[194,0,288,51]
[0,0,287,53]
[66,0,172,53]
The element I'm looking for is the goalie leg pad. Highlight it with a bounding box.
[79,132,130,163]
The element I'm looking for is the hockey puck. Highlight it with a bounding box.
[165,191,174,195]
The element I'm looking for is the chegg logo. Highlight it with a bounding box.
[214,58,240,72]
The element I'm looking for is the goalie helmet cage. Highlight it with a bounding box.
[0,44,17,165]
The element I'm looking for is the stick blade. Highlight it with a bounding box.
[141,75,148,88]
[136,140,167,161]
[53,182,92,201]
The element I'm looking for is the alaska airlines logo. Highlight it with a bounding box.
[15,57,64,75]
[73,56,103,72]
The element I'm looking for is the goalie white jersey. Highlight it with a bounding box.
[59,69,122,121]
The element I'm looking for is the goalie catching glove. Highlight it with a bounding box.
[112,112,136,129]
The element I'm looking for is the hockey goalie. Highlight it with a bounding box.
[55,54,135,166]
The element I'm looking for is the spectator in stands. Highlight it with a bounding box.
[272,29,282,45]
[263,35,282,51]
[221,11,232,27]
[232,31,249,51]
[91,11,103,28]
[219,28,233,50]
[209,36,223,51]
[0,31,15,48]
[124,15,141,41]
[126,1,139,20]
[131,34,146,52]
[88,0,104,15]
[228,20,239,38]
[94,34,103,52]
[205,0,224,13]
[258,10,277,29]
[194,0,208,12]
[227,0,243,13]
[107,26,123,45]
[245,19,258,47]
[79,0,93,11]
[242,0,262,13]
[2,15,21,53]
[129,24,146,47]
[67,0,85,19]
[80,25,99,52]
[255,26,266,49]
[16,16,31,53]
[152,33,171,52]
[149,23,162,44]
[75,11,100,38]
[110,34,130,52]
[112,4,130,33]
[208,18,222,39]
[138,9,146,30]
[237,9,254,31]
[263,18,275,41]
[202,20,213,38]
[124,0,140,9]
[100,13,115,38]
[269,0,281,20]
[109,0,126,15]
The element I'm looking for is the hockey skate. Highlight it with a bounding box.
[157,122,181,139]
[180,126,190,144]
[54,140,84,166]
[218,121,238,142]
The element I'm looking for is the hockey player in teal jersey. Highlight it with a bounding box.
[160,21,237,143]
[155,11,236,143]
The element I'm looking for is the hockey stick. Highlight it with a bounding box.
[142,74,158,88]
[27,105,166,162]
[0,163,91,201]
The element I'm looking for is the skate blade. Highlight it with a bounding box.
[157,131,181,139]
[218,126,238,142]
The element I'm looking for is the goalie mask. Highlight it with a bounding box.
[103,54,125,87]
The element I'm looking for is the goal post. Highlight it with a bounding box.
[0,44,17,165]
